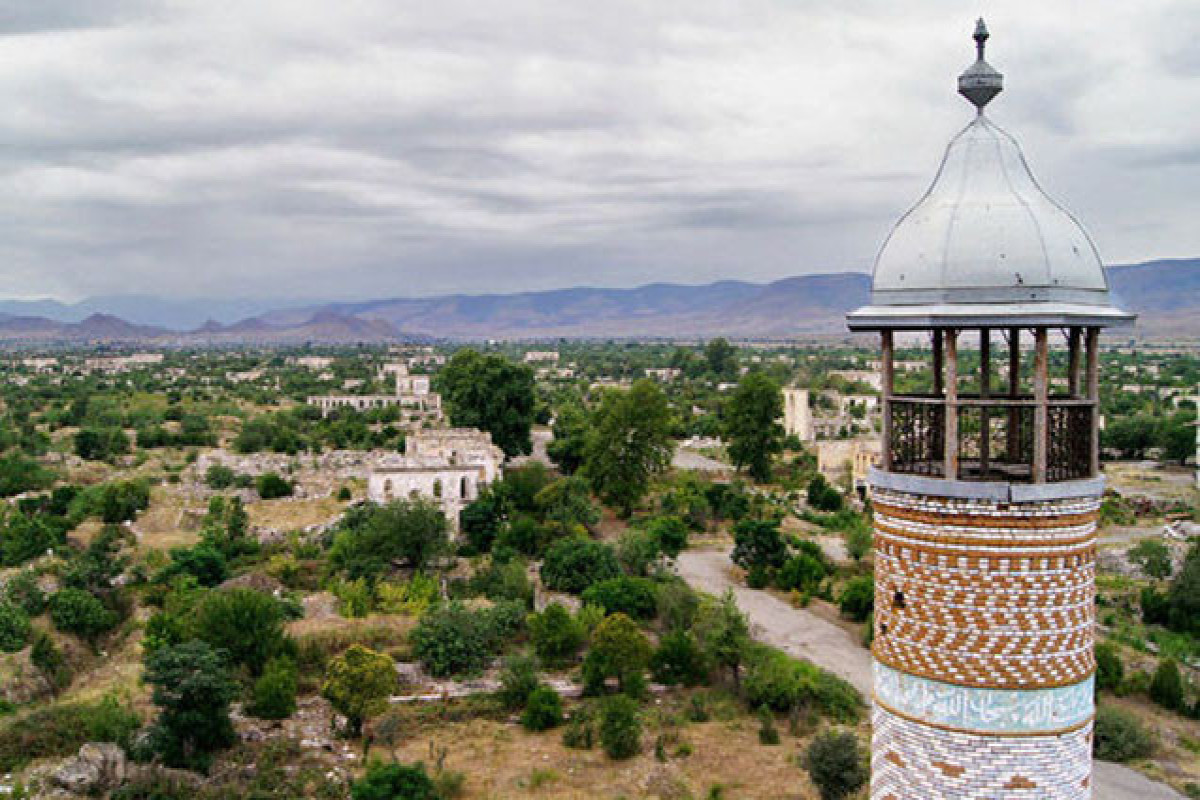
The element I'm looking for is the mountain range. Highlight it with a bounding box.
[0,258,1195,344]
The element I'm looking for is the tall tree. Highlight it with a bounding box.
[437,349,536,457]
[723,373,784,482]
[704,337,737,379]
[584,380,674,517]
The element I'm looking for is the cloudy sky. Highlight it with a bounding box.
[0,0,1196,302]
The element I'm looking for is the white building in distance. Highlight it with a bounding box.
[308,364,442,422]
[782,387,814,441]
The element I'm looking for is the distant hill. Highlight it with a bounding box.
[0,257,1193,344]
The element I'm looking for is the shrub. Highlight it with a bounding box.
[837,576,874,622]
[255,472,294,499]
[468,559,533,607]
[410,603,496,678]
[806,475,843,512]
[616,529,663,577]
[1150,658,1185,712]
[657,580,700,632]
[731,518,787,571]
[529,603,585,666]
[581,576,658,620]
[374,572,440,616]
[651,631,708,687]
[321,645,398,737]
[160,543,229,587]
[522,685,563,731]
[777,554,825,593]
[498,652,540,710]
[757,705,780,745]
[0,601,31,652]
[540,537,619,594]
[143,641,237,770]
[803,729,867,800]
[647,516,689,558]
[337,486,352,501]
[562,706,596,749]
[4,569,46,615]
[599,694,641,759]
[330,500,450,579]
[193,588,289,676]
[205,465,236,489]
[31,630,71,690]
[1095,642,1124,693]
[1093,705,1153,762]
[1142,586,1171,626]
[332,577,373,618]
[48,588,117,641]
[351,760,438,800]
[249,656,298,720]
[743,646,862,721]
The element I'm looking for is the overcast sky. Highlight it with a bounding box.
[0,0,1196,302]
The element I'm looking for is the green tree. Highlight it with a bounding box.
[143,640,238,770]
[1166,542,1200,635]
[724,373,784,482]
[704,337,737,379]
[547,402,589,475]
[498,651,540,710]
[74,428,130,461]
[651,630,708,687]
[731,518,788,572]
[193,588,289,677]
[255,472,294,499]
[536,476,599,539]
[837,576,874,622]
[0,512,61,567]
[1149,658,1185,712]
[584,380,674,517]
[1129,539,1172,580]
[1093,705,1153,762]
[330,499,450,580]
[540,537,620,594]
[803,729,868,800]
[696,590,751,687]
[437,349,536,456]
[0,454,55,497]
[322,645,398,737]
[521,685,563,731]
[248,656,298,720]
[584,613,651,695]
[0,601,31,652]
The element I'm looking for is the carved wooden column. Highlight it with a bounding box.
[1007,327,1021,463]
[944,329,959,479]
[932,329,944,396]
[980,327,991,477]
[1032,327,1049,483]
[1086,327,1100,476]
[881,330,894,471]
[1067,327,1082,398]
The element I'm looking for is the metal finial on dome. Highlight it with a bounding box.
[958,18,1003,112]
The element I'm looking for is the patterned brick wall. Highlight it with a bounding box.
[872,488,1099,689]
[870,486,1099,798]
[872,704,1092,800]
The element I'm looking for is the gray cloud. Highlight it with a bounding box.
[0,0,1195,302]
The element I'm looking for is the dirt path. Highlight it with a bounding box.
[675,548,1182,800]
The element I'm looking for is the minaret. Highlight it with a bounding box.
[848,21,1134,800]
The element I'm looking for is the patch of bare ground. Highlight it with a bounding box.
[247,495,346,532]
[381,691,846,800]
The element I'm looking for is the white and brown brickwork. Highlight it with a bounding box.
[869,484,1098,799]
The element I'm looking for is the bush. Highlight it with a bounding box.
[4,569,46,615]
[837,576,874,622]
[757,705,780,745]
[806,475,843,512]
[540,537,619,594]
[160,543,229,587]
[410,603,501,678]
[581,576,658,620]
[1093,705,1153,762]
[1095,642,1124,693]
[743,646,861,721]
[1150,658,1185,712]
[1142,586,1171,626]
[599,694,641,760]
[585,613,652,695]
[562,707,596,749]
[776,554,825,593]
[351,760,438,800]
[330,500,450,579]
[498,652,540,711]
[374,573,440,616]
[647,516,689,558]
[143,641,238,770]
[803,729,867,800]
[48,588,117,641]
[256,472,294,499]
[249,656,298,720]
[529,603,585,666]
[193,588,289,677]
[0,601,31,652]
[731,518,787,571]
[522,685,563,731]
[205,465,236,489]
[31,630,71,689]
[651,631,708,687]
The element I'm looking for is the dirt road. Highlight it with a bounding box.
[675,548,1182,800]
